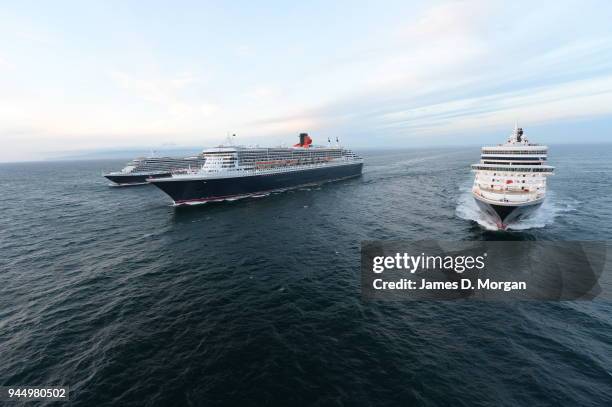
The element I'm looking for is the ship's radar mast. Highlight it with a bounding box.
[508,123,528,144]
[223,133,237,146]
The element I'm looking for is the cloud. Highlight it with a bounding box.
[109,70,195,104]
[244,85,280,100]
[241,2,612,143]
[1,1,612,161]
[245,116,320,137]
[379,75,612,135]
[399,0,493,41]
[109,70,220,119]
[364,1,492,88]
[235,45,255,57]
[0,56,10,70]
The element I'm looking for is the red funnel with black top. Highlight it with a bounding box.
[293,133,313,148]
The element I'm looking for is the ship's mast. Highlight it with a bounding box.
[224,133,236,146]
[508,122,527,144]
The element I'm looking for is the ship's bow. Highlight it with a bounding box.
[472,193,543,229]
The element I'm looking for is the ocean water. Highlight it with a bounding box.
[1,145,611,406]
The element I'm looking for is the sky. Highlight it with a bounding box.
[1,0,612,161]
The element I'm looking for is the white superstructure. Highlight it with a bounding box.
[113,155,207,176]
[173,143,362,180]
[103,153,208,186]
[471,125,554,206]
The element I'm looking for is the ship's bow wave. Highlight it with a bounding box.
[456,186,577,231]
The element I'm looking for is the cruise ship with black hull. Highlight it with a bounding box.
[103,154,207,186]
[148,133,363,206]
[471,125,554,229]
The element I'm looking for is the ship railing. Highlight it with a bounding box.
[187,158,359,177]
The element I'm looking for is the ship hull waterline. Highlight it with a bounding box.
[473,194,543,230]
[149,163,363,206]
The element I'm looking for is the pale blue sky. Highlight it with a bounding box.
[1,0,611,161]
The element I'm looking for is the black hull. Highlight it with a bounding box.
[104,172,171,186]
[474,196,543,229]
[150,163,363,205]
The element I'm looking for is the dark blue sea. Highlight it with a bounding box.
[1,145,611,406]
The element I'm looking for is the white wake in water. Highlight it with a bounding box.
[455,186,578,231]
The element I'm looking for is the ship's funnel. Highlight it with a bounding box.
[294,133,313,148]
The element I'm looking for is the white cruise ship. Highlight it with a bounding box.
[471,125,554,229]
[104,154,207,186]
